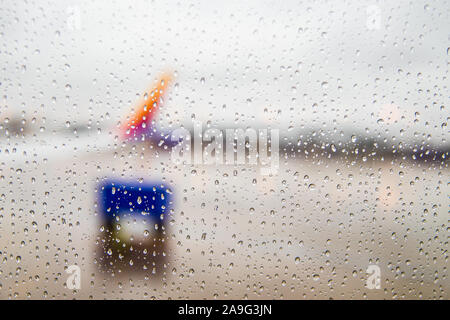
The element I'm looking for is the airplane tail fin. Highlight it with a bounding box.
[120,72,173,140]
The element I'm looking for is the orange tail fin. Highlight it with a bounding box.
[121,72,173,139]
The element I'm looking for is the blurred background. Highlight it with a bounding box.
[0,0,448,299]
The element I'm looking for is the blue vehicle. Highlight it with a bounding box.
[99,180,172,227]
[96,180,173,272]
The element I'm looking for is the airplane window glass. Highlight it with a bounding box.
[0,0,448,300]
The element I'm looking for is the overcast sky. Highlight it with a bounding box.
[0,0,448,146]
